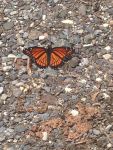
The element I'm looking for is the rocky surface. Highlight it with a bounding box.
[1,0,113,149]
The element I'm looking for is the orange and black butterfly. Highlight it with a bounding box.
[23,45,73,68]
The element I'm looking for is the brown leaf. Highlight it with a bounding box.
[91,91,99,101]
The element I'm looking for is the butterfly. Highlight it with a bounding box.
[23,45,73,68]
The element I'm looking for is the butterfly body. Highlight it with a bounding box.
[23,45,73,68]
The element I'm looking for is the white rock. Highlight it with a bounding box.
[10,11,17,15]
[0,41,3,45]
[39,35,46,40]
[68,11,72,14]
[42,15,46,20]
[107,143,112,148]
[81,97,86,101]
[79,79,87,84]
[106,124,112,131]
[3,66,12,71]
[83,43,93,47]
[30,22,34,27]
[104,46,111,51]
[42,132,48,141]
[76,29,84,34]
[103,93,110,99]
[4,111,8,116]
[61,19,74,24]
[1,94,8,100]
[102,23,109,27]
[96,78,102,82]
[69,109,79,116]
[8,54,16,58]
[65,86,72,93]
[0,87,3,95]
[103,54,111,60]
[80,58,89,66]
[16,33,24,45]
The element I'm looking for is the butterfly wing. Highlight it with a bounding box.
[23,47,48,68]
[50,47,72,68]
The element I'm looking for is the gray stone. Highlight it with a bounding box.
[23,32,28,38]
[12,88,22,97]
[28,29,41,40]
[16,33,24,45]
[0,127,6,132]
[69,57,80,68]
[6,146,15,150]
[93,129,101,135]
[14,124,28,133]
[84,34,94,43]
[43,86,51,92]
[0,121,4,127]
[107,8,113,15]
[94,30,102,36]
[3,22,14,30]
[0,134,5,142]
[72,95,78,100]
[0,76,4,82]
[79,5,86,15]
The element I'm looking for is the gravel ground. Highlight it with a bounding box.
[1,0,113,149]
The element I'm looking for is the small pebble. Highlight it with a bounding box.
[42,132,48,141]
[3,66,12,71]
[80,58,89,66]
[79,79,87,84]
[0,134,5,142]
[104,46,111,51]
[103,54,111,60]
[3,22,14,30]
[107,143,112,148]
[1,94,8,100]
[102,93,110,99]
[0,76,4,82]
[81,97,86,101]
[102,23,109,27]
[61,19,73,24]
[92,129,101,135]
[69,109,79,116]
[79,4,86,15]
[0,87,4,95]
[12,88,22,97]
[96,78,102,82]
[106,124,112,131]
[8,54,16,58]
[65,86,72,93]
[14,125,28,133]
[39,35,46,40]
[42,15,46,20]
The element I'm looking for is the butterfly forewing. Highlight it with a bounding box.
[50,47,72,67]
[23,47,48,67]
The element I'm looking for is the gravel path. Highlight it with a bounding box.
[1,0,113,149]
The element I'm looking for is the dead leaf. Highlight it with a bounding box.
[91,91,99,101]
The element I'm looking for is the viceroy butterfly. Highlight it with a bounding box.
[23,45,73,68]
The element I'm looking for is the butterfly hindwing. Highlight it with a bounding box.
[50,47,72,68]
